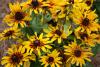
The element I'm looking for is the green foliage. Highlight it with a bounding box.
[94,0,100,22]
[30,56,43,67]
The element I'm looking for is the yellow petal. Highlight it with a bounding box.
[23,61,30,67]
[58,37,61,43]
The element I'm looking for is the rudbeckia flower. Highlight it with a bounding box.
[1,45,36,67]
[64,41,93,67]
[40,50,62,67]
[21,0,48,14]
[71,8,99,34]
[23,32,52,56]
[3,2,32,28]
[44,25,72,43]
[0,27,21,41]
[75,30,98,47]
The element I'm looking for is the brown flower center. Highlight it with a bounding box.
[55,30,62,36]
[31,0,39,8]
[80,33,88,40]
[15,12,24,21]
[33,40,41,47]
[85,1,91,6]
[4,30,14,37]
[11,52,23,64]
[69,0,74,4]
[48,57,54,63]
[82,18,90,26]
[74,49,82,57]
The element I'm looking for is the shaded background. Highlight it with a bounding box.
[0,0,100,67]
[0,0,21,65]
[0,0,14,61]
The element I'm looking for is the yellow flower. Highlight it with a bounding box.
[21,0,48,14]
[3,2,31,28]
[64,41,93,67]
[46,0,67,19]
[0,27,21,41]
[44,25,72,43]
[71,8,99,34]
[23,32,52,56]
[75,30,98,47]
[1,45,35,67]
[40,50,62,67]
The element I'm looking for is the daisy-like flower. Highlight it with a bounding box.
[44,25,72,43]
[71,8,99,34]
[64,41,93,67]
[0,27,21,41]
[3,2,32,28]
[23,32,52,56]
[21,0,48,14]
[75,30,98,47]
[40,50,62,67]
[1,45,36,67]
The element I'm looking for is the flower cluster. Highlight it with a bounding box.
[0,0,100,67]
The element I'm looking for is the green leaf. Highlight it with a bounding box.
[85,62,94,67]
[93,1,100,21]
[92,44,100,56]
[22,27,34,36]
[30,13,43,33]
[30,56,43,67]
[30,12,51,33]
